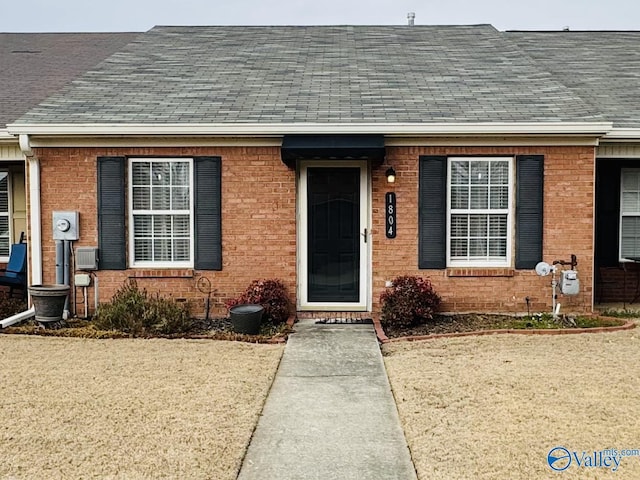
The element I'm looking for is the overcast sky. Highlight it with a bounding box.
[1,0,638,32]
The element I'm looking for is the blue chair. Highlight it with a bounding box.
[0,243,27,299]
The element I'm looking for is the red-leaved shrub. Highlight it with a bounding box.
[226,279,291,324]
[380,275,441,328]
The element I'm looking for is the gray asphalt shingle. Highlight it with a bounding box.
[0,32,141,129]
[505,31,640,129]
[12,25,602,126]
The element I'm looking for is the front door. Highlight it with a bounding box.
[299,162,369,310]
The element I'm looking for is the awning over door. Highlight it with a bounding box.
[281,134,385,168]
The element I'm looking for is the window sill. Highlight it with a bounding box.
[447,268,514,277]
[128,269,195,279]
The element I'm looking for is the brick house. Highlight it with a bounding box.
[6,25,640,317]
[0,32,140,269]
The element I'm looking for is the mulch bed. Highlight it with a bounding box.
[383,314,515,338]
[1,317,292,343]
[382,313,631,339]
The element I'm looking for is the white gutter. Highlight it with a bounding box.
[0,307,35,329]
[601,129,640,140]
[0,130,16,141]
[7,121,613,137]
[20,134,43,286]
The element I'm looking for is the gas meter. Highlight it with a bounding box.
[560,270,579,295]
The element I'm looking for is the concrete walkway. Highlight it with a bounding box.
[237,319,417,480]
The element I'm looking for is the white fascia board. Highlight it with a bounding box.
[386,136,600,147]
[6,121,613,137]
[601,129,640,141]
[27,136,284,148]
[0,130,16,141]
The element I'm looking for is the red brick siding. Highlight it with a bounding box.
[34,146,296,317]
[373,146,595,314]
[31,144,595,317]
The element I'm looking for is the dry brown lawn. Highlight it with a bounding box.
[0,335,283,479]
[383,330,640,479]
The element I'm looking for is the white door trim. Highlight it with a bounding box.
[297,160,371,311]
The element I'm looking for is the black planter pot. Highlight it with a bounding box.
[28,284,70,324]
[230,304,264,335]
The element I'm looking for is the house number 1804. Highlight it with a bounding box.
[386,192,396,238]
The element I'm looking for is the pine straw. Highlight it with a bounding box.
[0,336,283,480]
[383,329,640,479]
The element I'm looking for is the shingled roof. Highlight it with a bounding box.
[10,25,604,127]
[505,31,640,129]
[0,32,141,130]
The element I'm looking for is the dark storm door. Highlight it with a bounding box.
[307,167,360,302]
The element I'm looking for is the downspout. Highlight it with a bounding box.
[1,135,41,328]
[0,307,35,329]
[19,134,43,286]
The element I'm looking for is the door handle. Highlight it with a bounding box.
[362,228,368,243]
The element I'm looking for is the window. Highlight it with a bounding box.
[419,155,542,270]
[129,158,194,267]
[0,172,11,259]
[447,157,513,267]
[620,169,640,260]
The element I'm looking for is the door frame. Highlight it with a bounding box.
[297,160,371,311]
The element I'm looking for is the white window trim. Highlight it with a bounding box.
[0,171,12,263]
[619,168,640,262]
[446,157,514,268]
[128,158,195,268]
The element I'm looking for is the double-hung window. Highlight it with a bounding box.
[620,168,640,260]
[447,157,513,267]
[129,158,194,267]
[0,172,11,259]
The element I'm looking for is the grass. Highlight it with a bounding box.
[597,308,640,319]
[505,314,628,329]
[0,335,284,479]
[384,329,640,479]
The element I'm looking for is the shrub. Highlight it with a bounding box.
[380,275,441,328]
[0,296,28,319]
[227,279,291,324]
[93,280,193,336]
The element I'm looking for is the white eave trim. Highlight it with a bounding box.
[601,129,640,141]
[0,130,16,141]
[6,121,613,137]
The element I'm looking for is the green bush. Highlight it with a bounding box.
[93,281,193,336]
[380,275,441,328]
[226,279,291,324]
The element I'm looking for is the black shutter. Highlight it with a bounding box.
[515,155,544,269]
[419,156,447,269]
[97,156,126,270]
[194,157,222,270]
[595,161,620,267]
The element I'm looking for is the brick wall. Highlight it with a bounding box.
[373,146,595,314]
[31,143,595,317]
[34,146,296,317]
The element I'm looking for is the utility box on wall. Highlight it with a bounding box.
[52,211,79,241]
[76,247,99,270]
